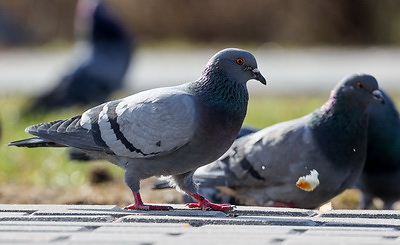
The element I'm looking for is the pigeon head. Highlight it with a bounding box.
[332,74,385,106]
[204,48,267,85]
[92,1,127,41]
[76,0,128,42]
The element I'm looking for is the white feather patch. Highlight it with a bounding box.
[80,110,92,130]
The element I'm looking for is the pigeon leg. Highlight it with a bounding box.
[124,192,173,210]
[185,193,234,211]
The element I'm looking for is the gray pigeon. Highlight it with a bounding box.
[357,90,400,209]
[9,48,266,211]
[173,74,384,209]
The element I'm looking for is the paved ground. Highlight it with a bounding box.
[0,204,400,244]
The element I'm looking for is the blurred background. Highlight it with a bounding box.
[0,0,399,209]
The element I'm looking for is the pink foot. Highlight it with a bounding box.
[124,203,172,210]
[186,193,234,211]
[124,192,173,211]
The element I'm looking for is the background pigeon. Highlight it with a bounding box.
[357,90,400,209]
[158,74,383,209]
[9,48,266,211]
[31,0,133,111]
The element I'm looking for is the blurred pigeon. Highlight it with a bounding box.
[159,74,384,209]
[9,48,266,211]
[0,6,34,46]
[31,0,133,110]
[357,90,400,209]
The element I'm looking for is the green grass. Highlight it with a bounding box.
[245,94,326,128]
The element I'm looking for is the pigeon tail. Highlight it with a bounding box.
[8,137,66,148]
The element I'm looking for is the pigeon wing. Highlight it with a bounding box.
[27,87,197,158]
[197,116,318,188]
[80,87,197,158]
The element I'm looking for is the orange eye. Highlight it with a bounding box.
[356,82,364,88]
[235,58,244,65]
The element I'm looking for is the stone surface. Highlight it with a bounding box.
[0,204,399,244]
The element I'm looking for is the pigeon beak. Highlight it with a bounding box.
[372,90,385,104]
[251,68,267,85]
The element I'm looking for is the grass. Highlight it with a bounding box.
[0,92,398,209]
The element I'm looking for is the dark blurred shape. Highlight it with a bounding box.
[357,90,400,209]
[30,0,133,111]
[0,6,34,46]
[89,165,113,184]
[69,148,94,161]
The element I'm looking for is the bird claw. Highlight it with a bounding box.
[124,203,173,211]
[186,202,235,211]
[185,193,235,211]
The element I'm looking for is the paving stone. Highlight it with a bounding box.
[0,224,84,232]
[0,215,115,223]
[0,231,68,243]
[283,235,398,245]
[318,209,400,219]
[231,206,317,217]
[0,212,31,217]
[313,217,400,228]
[0,204,400,244]
[68,232,166,243]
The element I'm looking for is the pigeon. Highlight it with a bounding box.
[161,74,384,209]
[357,90,400,209]
[31,0,133,110]
[9,48,267,211]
